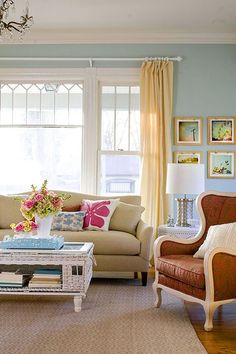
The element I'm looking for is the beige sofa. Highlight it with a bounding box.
[0,192,153,285]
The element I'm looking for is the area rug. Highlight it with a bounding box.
[0,278,207,354]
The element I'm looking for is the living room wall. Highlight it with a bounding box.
[0,43,236,195]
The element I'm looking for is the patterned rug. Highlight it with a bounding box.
[0,278,207,354]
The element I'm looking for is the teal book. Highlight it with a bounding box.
[0,283,23,287]
[34,269,61,275]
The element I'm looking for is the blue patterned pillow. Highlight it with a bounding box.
[51,211,86,231]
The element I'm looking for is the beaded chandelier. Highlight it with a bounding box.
[0,0,33,38]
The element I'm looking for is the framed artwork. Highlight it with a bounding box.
[208,116,235,144]
[174,117,202,145]
[208,151,235,178]
[174,151,202,164]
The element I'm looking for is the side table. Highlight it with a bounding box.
[158,224,199,239]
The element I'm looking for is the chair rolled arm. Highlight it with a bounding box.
[161,238,205,257]
[204,247,236,302]
[153,231,205,259]
[136,220,153,261]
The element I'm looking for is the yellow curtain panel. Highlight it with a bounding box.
[140,60,173,229]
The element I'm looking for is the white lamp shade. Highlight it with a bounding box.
[166,163,205,195]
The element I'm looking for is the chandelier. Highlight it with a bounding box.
[0,0,33,38]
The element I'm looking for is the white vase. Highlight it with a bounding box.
[35,215,53,238]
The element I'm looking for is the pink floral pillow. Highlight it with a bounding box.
[80,199,119,231]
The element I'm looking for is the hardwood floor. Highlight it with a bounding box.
[185,301,236,354]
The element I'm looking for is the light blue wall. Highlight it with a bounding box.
[0,43,236,196]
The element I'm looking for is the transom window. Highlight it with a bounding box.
[0,83,83,125]
[99,84,140,194]
[0,83,83,194]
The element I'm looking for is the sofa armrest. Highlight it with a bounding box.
[204,247,236,302]
[136,220,153,261]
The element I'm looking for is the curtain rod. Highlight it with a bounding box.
[0,56,183,67]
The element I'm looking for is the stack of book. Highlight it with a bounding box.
[0,270,30,288]
[28,269,62,288]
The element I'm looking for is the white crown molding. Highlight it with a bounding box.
[1,30,236,44]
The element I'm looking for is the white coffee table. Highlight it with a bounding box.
[0,242,94,312]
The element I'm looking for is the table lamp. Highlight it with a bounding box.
[166,163,205,227]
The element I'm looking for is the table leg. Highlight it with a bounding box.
[74,295,82,312]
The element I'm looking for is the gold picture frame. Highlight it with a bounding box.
[174,151,202,164]
[174,117,202,145]
[208,116,235,145]
[208,151,235,179]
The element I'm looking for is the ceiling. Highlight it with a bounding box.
[8,0,236,43]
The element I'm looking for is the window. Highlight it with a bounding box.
[0,68,140,196]
[99,85,140,194]
[0,83,83,194]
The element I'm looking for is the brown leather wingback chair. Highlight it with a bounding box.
[153,191,236,331]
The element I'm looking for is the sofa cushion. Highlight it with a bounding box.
[0,228,140,256]
[51,211,86,231]
[109,202,144,236]
[0,196,23,229]
[156,255,205,289]
[52,230,141,255]
[81,199,119,231]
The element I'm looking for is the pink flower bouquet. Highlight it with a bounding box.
[10,220,38,234]
[19,180,70,220]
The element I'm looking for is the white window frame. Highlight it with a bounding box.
[0,67,140,195]
[97,79,140,195]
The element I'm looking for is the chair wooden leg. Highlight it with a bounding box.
[134,272,138,279]
[203,302,218,331]
[152,281,162,308]
[141,272,148,286]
